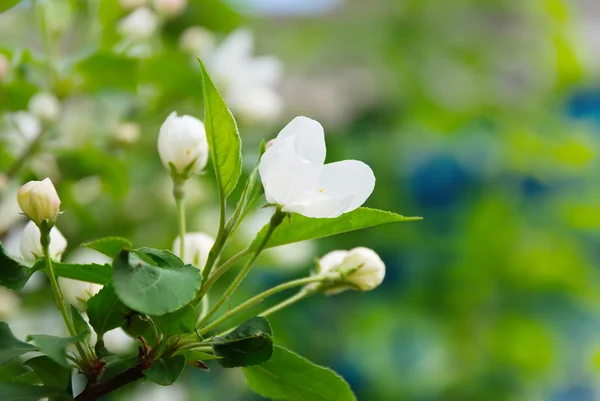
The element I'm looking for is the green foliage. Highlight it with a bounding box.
[69,306,90,341]
[87,284,131,338]
[243,346,356,401]
[152,305,197,338]
[31,260,112,285]
[83,237,132,258]
[0,0,21,13]
[143,355,186,386]
[27,333,87,367]
[0,382,72,401]
[112,249,202,315]
[22,356,71,391]
[0,243,32,290]
[198,58,242,199]
[250,208,421,250]
[210,317,273,368]
[180,350,222,362]
[0,323,36,365]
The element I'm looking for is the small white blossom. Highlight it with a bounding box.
[60,248,110,310]
[103,328,136,355]
[19,221,67,263]
[28,92,60,123]
[17,178,61,227]
[3,112,42,155]
[259,116,375,218]
[114,122,141,145]
[315,247,385,294]
[157,112,208,178]
[179,26,215,57]
[153,0,187,17]
[172,232,215,272]
[0,287,20,319]
[118,7,158,41]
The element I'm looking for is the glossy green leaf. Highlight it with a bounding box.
[210,317,273,368]
[180,350,221,362]
[0,323,36,365]
[12,370,41,386]
[23,356,71,391]
[134,247,184,269]
[83,237,132,258]
[87,284,131,338]
[0,243,33,290]
[27,333,87,367]
[153,305,197,337]
[0,382,72,401]
[100,356,137,382]
[32,260,112,285]
[198,58,242,199]
[243,346,356,401]
[121,314,155,343]
[143,355,186,386]
[250,208,422,251]
[70,306,90,341]
[112,250,202,315]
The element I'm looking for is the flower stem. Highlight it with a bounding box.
[198,275,321,335]
[259,289,310,318]
[197,208,286,329]
[173,179,186,260]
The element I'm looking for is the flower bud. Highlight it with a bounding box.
[172,232,215,273]
[153,0,187,17]
[28,92,60,123]
[118,7,158,41]
[157,112,208,179]
[19,221,67,263]
[58,277,102,311]
[179,26,215,56]
[314,247,385,294]
[17,178,61,227]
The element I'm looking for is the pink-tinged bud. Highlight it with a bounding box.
[17,178,61,227]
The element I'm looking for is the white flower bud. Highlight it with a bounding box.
[17,178,61,227]
[118,7,158,41]
[0,53,9,82]
[114,122,141,145]
[153,0,187,17]
[172,232,214,273]
[157,112,208,179]
[315,247,385,294]
[28,92,60,123]
[179,26,215,56]
[103,328,136,355]
[58,277,102,311]
[19,221,67,263]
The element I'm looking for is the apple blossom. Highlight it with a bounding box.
[179,26,215,57]
[58,277,102,311]
[118,7,158,42]
[172,232,215,272]
[157,112,209,179]
[315,247,385,294]
[28,92,60,123]
[19,221,67,263]
[114,122,141,145]
[259,116,375,218]
[17,178,61,227]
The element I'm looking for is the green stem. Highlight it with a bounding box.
[41,228,88,360]
[259,289,310,318]
[196,248,249,301]
[197,208,285,329]
[198,276,321,335]
[173,180,186,260]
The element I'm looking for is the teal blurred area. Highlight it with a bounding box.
[2,0,600,400]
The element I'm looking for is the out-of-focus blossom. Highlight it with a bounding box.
[114,122,141,145]
[17,178,61,227]
[259,117,375,218]
[102,328,136,355]
[120,0,147,10]
[19,221,67,263]
[130,382,188,401]
[158,112,208,179]
[118,7,158,42]
[28,92,60,123]
[59,248,110,311]
[172,232,215,272]
[0,287,20,319]
[0,53,9,82]
[206,29,283,122]
[153,0,187,17]
[179,26,215,57]
[2,112,42,156]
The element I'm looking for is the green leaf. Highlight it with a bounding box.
[143,355,186,386]
[12,370,41,386]
[0,243,33,290]
[243,346,356,401]
[153,305,197,337]
[100,356,137,382]
[180,350,221,362]
[87,284,131,338]
[74,53,138,93]
[83,237,132,258]
[32,260,112,285]
[121,314,154,343]
[27,334,87,367]
[250,208,422,251]
[198,58,242,199]
[133,248,184,269]
[0,382,72,401]
[23,356,71,391]
[0,322,36,365]
[69,306,90,341]
[0,1,22,13]
[210,317,273,368]
[112,250,202,316]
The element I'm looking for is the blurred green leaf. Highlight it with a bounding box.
[32,260,112,285]
[0,382,72,401]
[250,208,422,250]
[0,0,22,13]
[168,0,241,33]
[152,305,197,337]
[0,323,36,365]
[23,356,70,391]
[27,333,87,367]
[74,53,138,92]
[0,243,32,290]
[243,346,356,401]
[112,249,202,315]
[143,355,186,386]
[198,58,242,199]
[210,317,273,368]
[83,237,132,258]
[87,284,131,338]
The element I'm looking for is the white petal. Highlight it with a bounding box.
[318,160,375,212]
[247,56,282,87]
[284,193,354,218]
[273,116,326,166]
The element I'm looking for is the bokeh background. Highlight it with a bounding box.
[1,0,600,400]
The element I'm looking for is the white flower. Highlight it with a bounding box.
[172,232,214,272]
[259,116,375,218]
[3,112,42,154]
[157,112,208,178]
[28,92,60,123]
[179,26,215,57]
[114,122,141,145]
[103,328,136,355]
[0,287,20,319]
[118,7,158,41]
[205,29,283,122]
[316,247,385,294]
[153,0,187,17]
[17,178,61,227]
[58,278,102,311]
[19,221,67,263]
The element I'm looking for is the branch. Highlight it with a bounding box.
[75,363,146,401]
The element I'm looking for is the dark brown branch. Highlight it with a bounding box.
[75,363,146,401]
